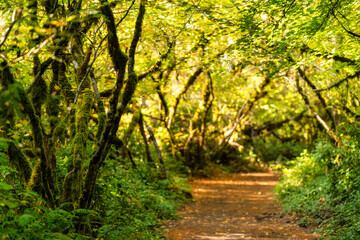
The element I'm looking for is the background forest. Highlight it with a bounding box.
[1,0,360,239]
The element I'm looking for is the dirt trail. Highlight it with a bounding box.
[164,173,319,240]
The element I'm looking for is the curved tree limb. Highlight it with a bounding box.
[314,71,360,92]
[167,67,203,128]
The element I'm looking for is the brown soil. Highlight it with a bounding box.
[164,172,320,240]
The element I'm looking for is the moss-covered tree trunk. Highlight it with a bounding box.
[61,46,93,205]
[0,60,55,208]
[0,62,32,185]
[80,0,146,209]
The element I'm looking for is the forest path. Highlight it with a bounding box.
[164,172,319,240]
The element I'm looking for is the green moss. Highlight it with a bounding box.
[52,118,67,144]
[28,163,43,195]
[61,170,77,206]
[96,111,106,141]
[122,110,140,147]
[31,77,48,116]
[8,142,32,184]
[73,133,86,166]
[62,90,93,204]
[70,115,76,139]
[58,62,75,103]
[121,72,138,107]
[47,95,61,118]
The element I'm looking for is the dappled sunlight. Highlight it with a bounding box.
[2,0,357,238]
[166,173,319,240]
[194,233,251,239]
[193,180,279,186]
[192,173,279,187]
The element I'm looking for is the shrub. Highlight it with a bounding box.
[275,124,360,239]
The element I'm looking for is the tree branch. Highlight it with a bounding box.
[314,71,360,92]
[298,67,336,129]
[167,67,203,128]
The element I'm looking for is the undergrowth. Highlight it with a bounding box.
[0,141,191,240]
[275,124,360,239]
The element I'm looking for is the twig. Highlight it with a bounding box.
[333,12,360,39]
[8,32,57,65]
[117,0,136,28]
[314,71,360,92]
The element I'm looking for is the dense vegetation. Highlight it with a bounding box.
[1,0,360,239]
[276,125,360,239]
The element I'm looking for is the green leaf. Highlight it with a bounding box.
[18,214,34,227]
[0,182,13,190]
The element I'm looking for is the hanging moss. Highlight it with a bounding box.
[1,61,33,185]
[2,60,55,207]
[31,76,48,112]
[67,48,93,205]
[70,114,76,139]
[73,90,92,165]
[76,48,92,90]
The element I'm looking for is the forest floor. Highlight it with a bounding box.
[164,172,320,240]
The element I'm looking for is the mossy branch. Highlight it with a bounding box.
[156,84,169,117]
[1,60,55,207]
[128,0,146,74]
[295,74,341,146]
[7,141,32,184]
[298,67,336,129]
[199,72,215,163]
[122,110,140,151]
[26,37,68,94]
[138,40,175,81]
[243,110,307,137]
